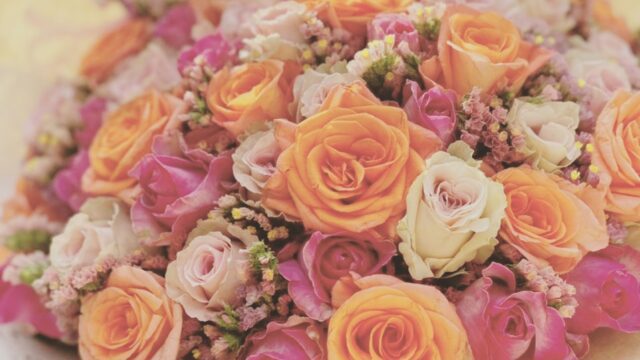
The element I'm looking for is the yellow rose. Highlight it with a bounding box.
[82,91,175,199]
[398,143,506,279]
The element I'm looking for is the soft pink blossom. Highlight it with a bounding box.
[243,316,326,360]
[456,262,577,360]
[368,13,420,53]
[564,245,640,334]
[403,80,458,144]
[177,33,238,74]
[279,232,395,321]
[154,3,196,49]
[53,151,90,211]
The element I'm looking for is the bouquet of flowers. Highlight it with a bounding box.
[2,0,640,358]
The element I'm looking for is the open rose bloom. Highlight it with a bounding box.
[4,0,640,359]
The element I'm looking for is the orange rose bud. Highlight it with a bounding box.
[494,167,608,274]
[328,274,471,359]
[593,90,640,222]
[82,90,174,200]
[304,0,413,37]
[262,81,442,239]
[436,6,551,96]
[206,60,301,137]
[79,18,151,86]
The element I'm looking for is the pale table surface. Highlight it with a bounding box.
[0,0,639,358]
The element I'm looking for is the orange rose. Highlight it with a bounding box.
[206,60,301,137]
[593,90,640,222]
[304,0,413,37]
[262,81,441,238]
[328,274,471,359]
[82,91,175,199]
[436,6,551,96]
[2,179,70,223]
[79,266,182,360]
[80,19,151,86]
[592,0,633,43]
[495,167,608,274]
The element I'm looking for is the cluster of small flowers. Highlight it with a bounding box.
[0,215,63,253]
[214,194,303,244]
[560,131,600,187]
[1,251,49,286]
[459,88,527,169]
[300,14,361,68]
[177,241,292,360]
[31,251,163,343]
[515,259,578,318]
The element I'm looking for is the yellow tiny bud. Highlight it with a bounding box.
[498,131,509,142]
[231,208,243,220]
[384,34,395,46]
[263,268,275,281]
[246,226,257,235]
[333,42,343,50]
[589,164,599,173]
[489,122,500,133]
[267,229,277,241]
[425,6,433,16]
[574,141,584,150]
[384,72,395,81]
[192,349,201,359]
[38,134,49,145]
[317,39,328,49]
[577,78,587,88]
[416,8,424,17]
[361,49,370,59]
[570,170,580,181]
[302,49,313,60]
[534,35,545,45]
[585,143,594,153]
[302,64,311,72]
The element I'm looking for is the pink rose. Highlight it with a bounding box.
[564,245,640,334]
[457,263,577,360]
[243,316,326,360]
[154,3,197,49]
[165,221,249,321]
[177,33,238,74]
[368,13,420,53]
[0,263,62,340]
[130,129,233,247]
[75,97,107,150]
[279,232,395,321]
[403,80,458,145]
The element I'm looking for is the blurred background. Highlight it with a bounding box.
[0,0,639,358]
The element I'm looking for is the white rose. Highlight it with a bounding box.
[507,99,581,172]
[398,143,506,279]
[232,129,279,198]
[250,1,308,43]
[573,32,640,87]
[49,197,140,271]
[564,48,630,116]
[165,217,255,321]
[292,67,359,120]
[240,34,303,62]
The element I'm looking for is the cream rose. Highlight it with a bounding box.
[232,129,279,198]
[564,48,630,116]
[292,66,359,120]
[398,143,506,279]
[250,1,308,43]
[165,217,256,321]
[241,34,303,62]
[507,99,581,171]
[49,197,141,271]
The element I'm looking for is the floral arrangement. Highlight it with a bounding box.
[2,0,640,359]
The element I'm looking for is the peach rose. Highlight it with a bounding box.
[328,274,471,359]
[592,90,640,222]
[436,5,550,96]
[304,0,413,37]
[262,82,442,238]
[495,167,608,274]
[82,91,175,199]
[206,60,301,137]
[79,266,182,360]
[79,19,151,86]
[2,179,70,223]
